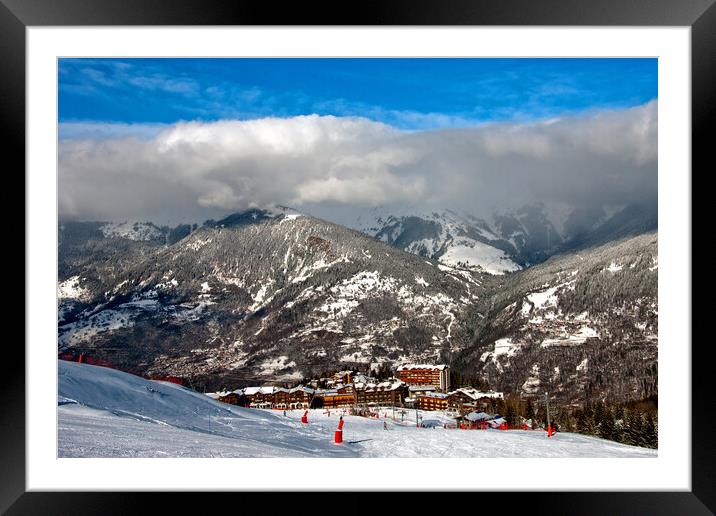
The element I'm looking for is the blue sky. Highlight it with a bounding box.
[58,58,657,133]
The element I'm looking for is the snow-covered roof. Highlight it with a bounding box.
[409,386,437,392]
[205,391,232,399]
[448,388,504,400]
[463,411,492,422]
[420,392,449,399]
[243,386,276,395]
[356,379,405,391]
[288,386,315,394]
[397,363,448,371]
[384,380,406,390]
[352,373,377,384]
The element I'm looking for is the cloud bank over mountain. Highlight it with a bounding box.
[58,100,656,224]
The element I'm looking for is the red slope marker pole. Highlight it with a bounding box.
[334,416,344,445]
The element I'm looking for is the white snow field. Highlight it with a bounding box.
[58,361,657,458]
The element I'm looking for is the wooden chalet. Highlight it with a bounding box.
[319,384,356,409]
[273,388,290,409]
[396,364,450,391]
[332,370,354,385]
[354,379,408,406]
[287,386,314,408]
[448,388,504,413]
[243,386,276,408]
[417,392,450,411]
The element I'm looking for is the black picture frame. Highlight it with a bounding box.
[5,0,711,513]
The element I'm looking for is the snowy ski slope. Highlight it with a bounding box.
[58,361,656,458]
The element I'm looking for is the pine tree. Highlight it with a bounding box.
[505,403,517,428]
[642,413,657,449]
[576,409,588,434]
[623,411,644,446]
[593,401,605,435]
[613,405,626,443]
[525,399,535,420]
[578,404,596,435]
[599,406,616,441]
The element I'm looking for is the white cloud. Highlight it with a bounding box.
[58,102,657,224]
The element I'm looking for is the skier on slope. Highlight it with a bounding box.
[383,421,388,430]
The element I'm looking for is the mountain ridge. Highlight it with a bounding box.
[58,207,657,405]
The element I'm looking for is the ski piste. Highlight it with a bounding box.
[59,361,657,458]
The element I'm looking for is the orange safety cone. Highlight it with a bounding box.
[301,410,308,424]
[334,416,344,445]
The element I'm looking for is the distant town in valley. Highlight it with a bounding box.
[59,353,657,450]
[207,364,505,420]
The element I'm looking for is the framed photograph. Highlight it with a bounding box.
[7,0,712,512]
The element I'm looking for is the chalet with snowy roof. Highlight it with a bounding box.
[352,372,378,385]
[396,364,450,391]
[417,392,450,411]
[287,386,314,408]
[206,391,232,401]
[243,386,276,408]
[221,392,243,405]
[318,384,355,409]
[205,391,226,399]
[454,411,492,428]
[486,416,507,429]
[354,379,408,406]
[273,388,290,409]
[332,370,354,385]
[447,388,505,413]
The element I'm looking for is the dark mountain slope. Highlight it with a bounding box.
[58,211,487,389]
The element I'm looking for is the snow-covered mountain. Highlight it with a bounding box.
[341,204,567,273]
[58,207,657,406]
[98,221,165,241]
[351,208,523,275]
[339,202,656,274]
[456,231,658,407]
[58,209,489,388]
